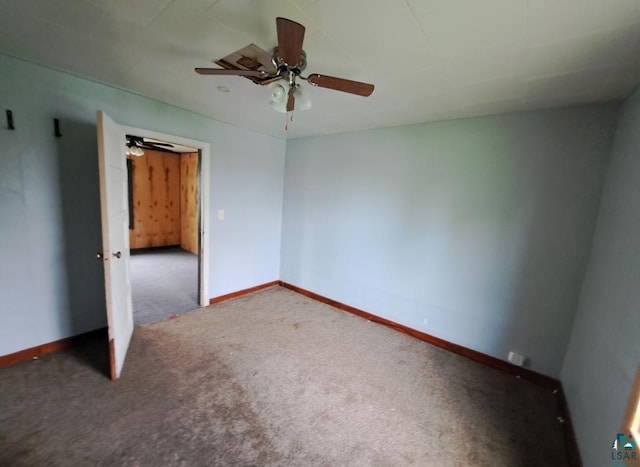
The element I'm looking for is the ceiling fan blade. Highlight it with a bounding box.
[195,68,267,77]
[287,88,295,112]
[276,17,305,67]
[307,74,374,97]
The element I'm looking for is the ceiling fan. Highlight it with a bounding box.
[126,135,176,156]
[194,17,375,113]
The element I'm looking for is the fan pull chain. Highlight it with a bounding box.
[285,111,295,131]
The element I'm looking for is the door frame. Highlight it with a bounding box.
[121,124,211,307]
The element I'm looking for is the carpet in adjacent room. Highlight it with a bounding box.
[129,246,199,325]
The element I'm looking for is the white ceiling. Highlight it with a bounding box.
[1,0,639,139]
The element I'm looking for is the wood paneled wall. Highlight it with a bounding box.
[180,153,199,254]
[129,149,181,249]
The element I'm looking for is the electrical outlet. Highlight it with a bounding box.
[423,318,428,327]
[217,209,225,221]
[508,351,526,367]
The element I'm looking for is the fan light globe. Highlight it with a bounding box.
[269,81,312,113]
[296,85,312,111]
[269,82,289,113]
[127,145,144,157]
[271,82,287,100]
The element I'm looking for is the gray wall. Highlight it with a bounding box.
[281,105,619,378]
[561,87,640,465]
[0,54,285,356]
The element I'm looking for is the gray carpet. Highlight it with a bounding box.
[0,287,570,466]
[130,247,199,325]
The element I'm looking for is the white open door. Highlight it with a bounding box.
[97,111,134,380]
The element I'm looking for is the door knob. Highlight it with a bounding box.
[96,253,103,260]
[112,251,122,259]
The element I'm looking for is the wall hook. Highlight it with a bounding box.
[54,118,62,137]
[6,110,14,130]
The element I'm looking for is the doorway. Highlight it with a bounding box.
[126,136,201,324]
[123,126,211,318]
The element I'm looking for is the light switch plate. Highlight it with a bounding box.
[217,209,225,220]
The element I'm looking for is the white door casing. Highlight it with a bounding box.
[97,111,134,380]
[119,124,211,307]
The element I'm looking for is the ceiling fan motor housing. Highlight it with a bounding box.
[273,47,307,75]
